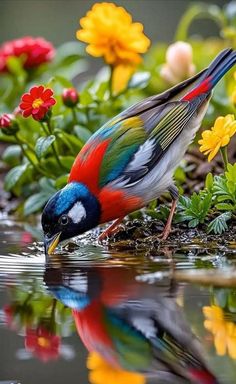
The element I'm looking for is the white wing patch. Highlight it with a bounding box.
[125,138,156,172]
[131,316,156,339]
[68,201,86,223]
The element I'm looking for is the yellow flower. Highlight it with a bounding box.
[77,2,150,67]
[87,352,146,384]
[203,305,236,359]
[112,64,135,94]
[198,114,236,161]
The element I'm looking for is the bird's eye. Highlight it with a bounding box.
[44,224,50,233]
[60,215,69,225]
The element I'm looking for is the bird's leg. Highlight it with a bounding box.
[161,186,179,240]
[98,217,124,242]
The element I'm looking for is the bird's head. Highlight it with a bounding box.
[41,182,101,255]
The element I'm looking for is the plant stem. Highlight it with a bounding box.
[220,146,229,171]
[42,121,66,171]
[15,133,37,169]
[71,108,78,125]
[17,133,35,152]
[15,133,55,179]
[108,65,114,98]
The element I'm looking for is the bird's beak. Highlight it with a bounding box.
[44,232,61,255]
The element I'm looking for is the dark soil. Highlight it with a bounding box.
[106,218,236,251]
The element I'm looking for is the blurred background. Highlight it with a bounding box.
[0,0,229,46]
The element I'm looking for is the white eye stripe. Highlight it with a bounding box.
[68,202,86,224]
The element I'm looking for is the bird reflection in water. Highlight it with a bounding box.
[44,258,219,384]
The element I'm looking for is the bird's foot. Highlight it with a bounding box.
[158,197,178,241]
[159,225,172,240]
[98,217,124,243]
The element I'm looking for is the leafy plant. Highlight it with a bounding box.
[176,191,212,228]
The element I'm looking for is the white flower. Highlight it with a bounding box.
[161,41,196,84]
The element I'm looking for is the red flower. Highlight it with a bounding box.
[25,326,60,362]
[0,36,55,72]
[0,113,14,128]
[19,85,56,121]
[62,88,79,107]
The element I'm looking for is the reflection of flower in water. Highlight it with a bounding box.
[3,305,16,330]
[87,351,145,384]
[21,232,33,245]
[203,305,236,359]
[25,326,60,362]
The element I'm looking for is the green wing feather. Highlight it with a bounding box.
[105,309,152,371]
[86,94,200,187]
[97,116,147,187]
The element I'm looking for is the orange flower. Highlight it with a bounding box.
[77,2,150,67]
[203,305,236,359]
[87,352,145,384]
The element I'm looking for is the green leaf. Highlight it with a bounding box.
[96,81,109,101]
[178,195,191,209]
[80,89,94,105]
[128,72,150,89]
[39,177,56,194]
[188,218,199,228]
[207,212,232,234]
[2,145,21,166]
[216,203,235,211]
[35,135,56,158]
[226,163,236,182]
[47,75,74,89]
[4,163,29,191]
[59,156,75,170]
[6,56,27,83]
[205,172,214,191]
[24,192,52,216]
[55,175,68,189]
[58,131,84,152]
[74,125,92,142]
[174,166,186,184]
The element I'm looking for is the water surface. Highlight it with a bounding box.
[1,220,236,384]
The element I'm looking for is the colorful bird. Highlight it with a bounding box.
[45,260,219,383]
[42,49,236,254]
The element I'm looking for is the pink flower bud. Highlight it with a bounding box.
[0,113,19,134]
[0,113,14,128]
[161,41,196,85]
[62,88,79,107]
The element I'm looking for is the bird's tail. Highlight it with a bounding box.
[182,48,236,101]
[189,368,221,384]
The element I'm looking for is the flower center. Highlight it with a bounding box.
[38,337,50,348]
[32,98,44,109]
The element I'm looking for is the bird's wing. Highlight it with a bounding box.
[109,298,212,380]
[104,307,153,371]
[69,95,201,196]
[69,68,209,195]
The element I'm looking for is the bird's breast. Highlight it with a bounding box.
[98,187,143,223]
